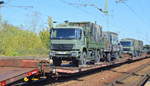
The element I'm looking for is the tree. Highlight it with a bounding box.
[39,16,53,49]
[0,21,48,56]
[39,29,50,49]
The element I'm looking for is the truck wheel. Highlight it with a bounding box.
[52,57,62,66]
[95,51,101,63]
[114,52,119,59]
[79,51,87,66]
[107,53,111,62]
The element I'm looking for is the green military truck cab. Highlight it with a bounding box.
[49,22,104,66]
[120,38,143,57]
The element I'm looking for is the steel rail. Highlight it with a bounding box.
[107,63,150,86]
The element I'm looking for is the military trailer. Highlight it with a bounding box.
[49,22,104,66]
[120,38,143,57]
[103,31,121,61]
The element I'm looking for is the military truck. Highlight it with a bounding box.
[120,38,143,57]
[143,45,150,54]
[103,31,121,61]
[49,22,104,66]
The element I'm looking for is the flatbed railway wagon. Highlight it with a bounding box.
[0,56,148,85]
[0,59,40,86]
[40,55,148,76]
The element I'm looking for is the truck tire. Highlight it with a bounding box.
[52,57,62,66]
[107,53,111,62]
[113,52,119,60]
[95,51,101,63]
[79,51,87,66]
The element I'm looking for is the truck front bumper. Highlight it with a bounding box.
[49,51,80,58]
[122,51,133,54]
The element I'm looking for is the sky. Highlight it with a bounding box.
[0,0,150,44]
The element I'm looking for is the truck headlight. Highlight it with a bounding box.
[71,52,78,56]
[49,52,55,56]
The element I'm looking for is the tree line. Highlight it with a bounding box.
[0,17,51,56]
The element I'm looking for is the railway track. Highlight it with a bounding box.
[107,62,150,86]
[23,56,150,86]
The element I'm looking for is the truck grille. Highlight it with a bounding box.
[51,44,73,51]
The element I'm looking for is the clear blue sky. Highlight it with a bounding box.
[1,0,150,44]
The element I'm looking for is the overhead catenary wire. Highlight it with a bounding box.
[115,0,150,44]
[1,0,33,9]
[4,5,33,8]
[122,2,150,44]
[59,0,108,15]
[57,0,105,21]
[122,2,144,24]
[116,0,147,27]
[116,0,150,29]
[57,0,115,33]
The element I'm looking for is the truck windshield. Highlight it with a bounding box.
[51,28,81,39]
[120,41,132,47]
